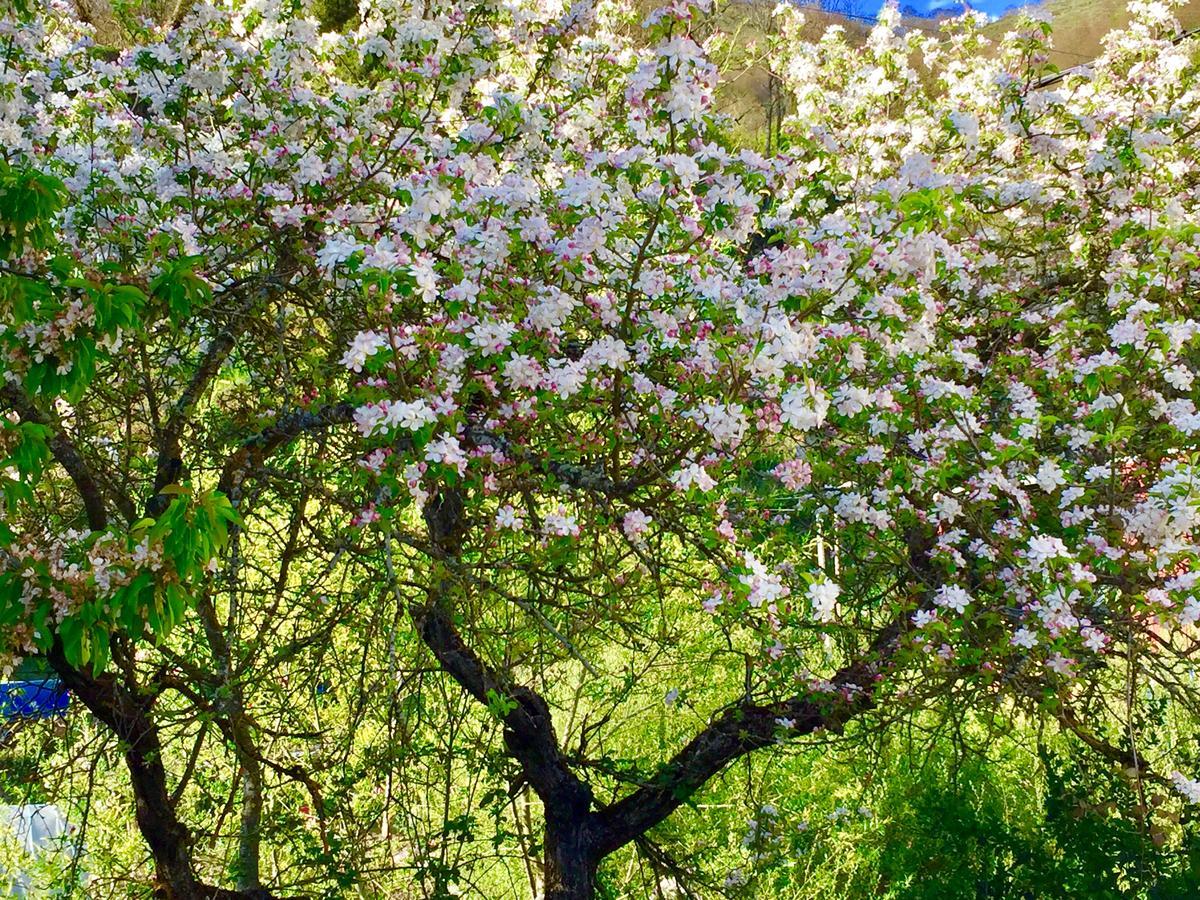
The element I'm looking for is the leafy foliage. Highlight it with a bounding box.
[0,0,1198,897]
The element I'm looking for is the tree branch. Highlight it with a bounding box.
[1058,702,1167,785]
[148,284,270,515]
[217,402,356,500]
[0,382,130,528]
[590,617,902,856]
[464,426,638,498]
[412,594,595,821]
[404,487,595,823]
[587,527,939,854]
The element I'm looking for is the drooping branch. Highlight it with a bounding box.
[0,382,130,528]
[217,402,356,500]
[148,284,272,515]
[464,426,638,498]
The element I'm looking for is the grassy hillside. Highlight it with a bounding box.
[983,0,1200,70]
[711,1,873,143]
[716,0,1199,142]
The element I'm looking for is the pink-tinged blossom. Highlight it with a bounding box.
[351,504,380,528]
[469,321,517,354]
[359,449,390,473]
[1164,365,1194,391]
[354,404,386,438]
[544,507,580,538]
[294,152,328,186]
[671,463,716,493]
[504,354,543,390]
[779,382,830,431]
[495,505,524,530]
[410,255,438,303]
[833,385,872,417]
[1025,534,1071,570]
[1045,653,1075,676]
[341,331,388,372]
[741,552,789,608]
[622,509,652,541]
[1081,627,1108,653]
[773,458,812,490]
[383,400,438,432]
[1035,459,1066,493]
[583,336,631,371]
[316,234,361,271]
[933,585,972,615]
[687,402,749,448]
[1011,628,1038,649]
[1181,598,1200,626]
[912,609,937,628]
[424,435,467,474]
[702,591,724,614]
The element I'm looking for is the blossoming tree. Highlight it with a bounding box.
[2,0,1199,895]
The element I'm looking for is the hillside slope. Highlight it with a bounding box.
[716,0,1199,142]
[983,0,1200,69]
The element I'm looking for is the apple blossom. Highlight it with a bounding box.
[1,0,1199,895]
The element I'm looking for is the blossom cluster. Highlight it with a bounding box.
[1,0,1198,754]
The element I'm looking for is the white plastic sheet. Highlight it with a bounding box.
[0,805,79,897]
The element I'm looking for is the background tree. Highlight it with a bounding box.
[2,0,1200,898]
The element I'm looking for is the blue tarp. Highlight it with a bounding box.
[0,679,69,719]
[811,0,1035,20]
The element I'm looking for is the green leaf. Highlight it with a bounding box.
[164,582,189,632]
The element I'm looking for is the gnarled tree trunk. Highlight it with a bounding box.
[409,485,919,898]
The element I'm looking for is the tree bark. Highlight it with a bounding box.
[47,642,203,899]
[402,473,944,898]
[2,380,293,899]
[543,816,599,900]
